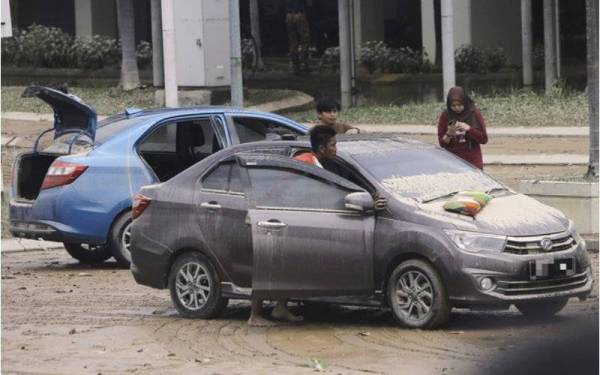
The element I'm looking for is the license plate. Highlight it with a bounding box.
[529,258,575,280]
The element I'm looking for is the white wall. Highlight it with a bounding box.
[1,0,12,38]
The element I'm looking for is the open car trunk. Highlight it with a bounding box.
[11,86,97,201]
[14,152,61,201]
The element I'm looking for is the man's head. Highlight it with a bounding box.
[316,96,340,126]
[310,125,337,159]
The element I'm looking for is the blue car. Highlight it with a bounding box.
[9,86,308,266]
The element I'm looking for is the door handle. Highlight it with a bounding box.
[257,220,287,229]
[200,201,221,210]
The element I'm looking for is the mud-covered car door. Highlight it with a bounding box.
[195,158,252,288]
[239,154,375,299]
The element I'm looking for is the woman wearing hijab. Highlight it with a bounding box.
[438,86,488,169]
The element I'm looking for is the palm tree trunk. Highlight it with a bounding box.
[151,0,164,87]
[117,0,140,90]
[586,0,598,178]
[249,0,264,70]
[543,0,557,92]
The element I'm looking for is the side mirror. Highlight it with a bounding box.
[345,192,374,212]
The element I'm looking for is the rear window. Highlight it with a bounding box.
[43,133,94,154]
[94,117,148,144]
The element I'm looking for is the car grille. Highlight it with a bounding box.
[504,231,576,255]
[496,271,589,296]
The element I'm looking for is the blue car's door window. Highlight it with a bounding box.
[232,116,302,143]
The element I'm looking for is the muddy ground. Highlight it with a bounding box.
[1,119,598,374]
[1,249,598,375]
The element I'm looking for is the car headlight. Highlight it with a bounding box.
[444,229,507,253]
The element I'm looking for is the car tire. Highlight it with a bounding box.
[109,211,133,268]
[516,298,568,318]
[387,259,450,329]
[63,242,112,264]
[169,252,228,319]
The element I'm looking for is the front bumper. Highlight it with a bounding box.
[449,241,593,307]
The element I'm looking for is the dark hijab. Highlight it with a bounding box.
[445,86,481,130]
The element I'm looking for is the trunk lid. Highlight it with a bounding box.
[22,86,97,145]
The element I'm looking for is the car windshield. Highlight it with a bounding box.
[341,139,502,202]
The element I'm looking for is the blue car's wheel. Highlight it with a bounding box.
[110,211,133,268]
[63,242,112,264]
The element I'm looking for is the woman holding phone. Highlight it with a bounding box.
[438,86,488,169]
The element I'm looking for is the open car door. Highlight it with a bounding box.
[238,154,375,299]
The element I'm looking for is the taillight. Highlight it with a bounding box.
[132,194,152,219]
[41,161,88,190]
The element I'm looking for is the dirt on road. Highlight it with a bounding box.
[1,249,598,375]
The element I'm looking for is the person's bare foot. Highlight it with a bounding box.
[271,305,304,322]
[247,315,278,327]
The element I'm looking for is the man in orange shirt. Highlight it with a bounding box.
[294,125,338,170]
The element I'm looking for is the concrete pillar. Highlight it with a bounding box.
[162,0,178,107]
[543,0,558,91]
[421,0,436,63]
[555,0,561,78]
[441,0,456,95]
[229,0,243,107]
[151,0,164,87]
[338,0,352,109]
[74,0,93,38]
[521,0,533,86]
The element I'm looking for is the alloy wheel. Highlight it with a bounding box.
[394,270,434,323]
[175,262,212,311]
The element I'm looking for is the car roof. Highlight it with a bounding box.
[228,134,436,156]
[110,106,291,122]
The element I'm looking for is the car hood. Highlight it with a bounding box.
[419,193,569,236]
[22,86,97,141]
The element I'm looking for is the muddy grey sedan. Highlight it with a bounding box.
[130,137,593,329]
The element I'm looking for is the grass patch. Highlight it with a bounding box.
[1,86,297,115]
[285,88,588,127]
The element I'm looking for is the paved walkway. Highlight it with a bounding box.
[1,238,63,253]
[352,124,589,137]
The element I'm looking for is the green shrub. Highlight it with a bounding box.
[483,47,507,72]
[136,40,153,69]
[359,41,432,74]
[319,46,340,72]
[455,45,507,73]
[71,35,120,69]
[1,30,20,64]
[1,24,154,70]
[15,24,74,67]
[455,45,487,73]
[360,41,389,74]
[385,47,432,73]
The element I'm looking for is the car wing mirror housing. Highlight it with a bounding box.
[345,192,374,213]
